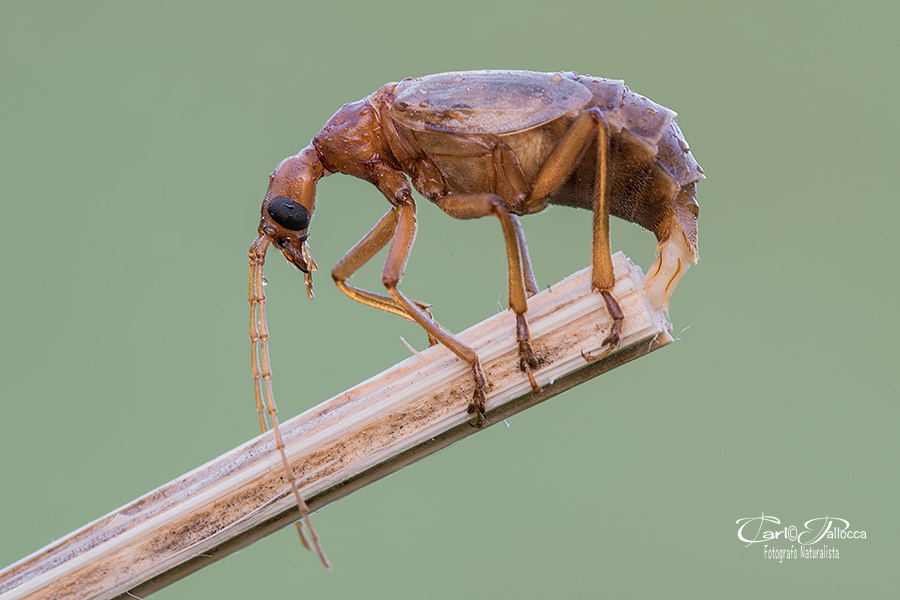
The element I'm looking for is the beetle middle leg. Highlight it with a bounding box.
[430,192,543,394]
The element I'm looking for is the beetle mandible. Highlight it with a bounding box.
[248,70,703,565]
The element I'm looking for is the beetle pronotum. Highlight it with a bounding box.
[249,70,703,566]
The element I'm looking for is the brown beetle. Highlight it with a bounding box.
[249,70,703,565]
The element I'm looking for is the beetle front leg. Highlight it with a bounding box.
[379,200,492,426]
[331,205,435,337]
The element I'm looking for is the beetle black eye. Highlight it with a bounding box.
[267,196,310,231]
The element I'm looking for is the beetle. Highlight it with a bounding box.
[248,70,703,565]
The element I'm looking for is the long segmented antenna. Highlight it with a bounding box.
[249,236,331,569]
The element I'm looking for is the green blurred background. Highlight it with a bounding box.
[2,1,897,597]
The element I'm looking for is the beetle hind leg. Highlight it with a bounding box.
[586,111,625,356]
[518,108,624,360]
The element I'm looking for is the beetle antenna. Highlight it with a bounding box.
[249,236,271,434]
[249,235,331,569]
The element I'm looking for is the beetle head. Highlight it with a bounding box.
[255,148,324,299]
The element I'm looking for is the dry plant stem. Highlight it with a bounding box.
[0,253,673,600]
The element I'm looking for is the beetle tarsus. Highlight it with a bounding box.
[600,290,624,347]
[516,313,543,393]
[581,290,623,362]
[467,361,488,428]
[601,327,621,349]
[522,363,542,394]
[580,336,616,363]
